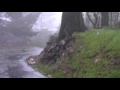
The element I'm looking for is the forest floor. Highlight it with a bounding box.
[32,28,120,78]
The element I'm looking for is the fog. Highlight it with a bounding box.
[0,12,62,48]
[0,12,62,78]
[0,12,102,48]
[33,12,62,32]
[1,12,99,48]
[31,12,62,47]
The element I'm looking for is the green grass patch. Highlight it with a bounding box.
[34,28,120,78]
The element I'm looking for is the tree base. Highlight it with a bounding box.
[38,36,75,64]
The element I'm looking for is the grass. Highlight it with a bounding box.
[34,28,120,78]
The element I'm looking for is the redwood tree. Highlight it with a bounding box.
[58,12,87,40]
[39,12,87,64]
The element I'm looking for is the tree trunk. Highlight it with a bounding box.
[94,12,99,28]
[101,12,109,27]
[109,12,112,26]
[38,12,87,64]
[86,12,95,28]
[58,12,87,40]
[115,12,119,25]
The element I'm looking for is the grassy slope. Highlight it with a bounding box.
[34,28,120,78]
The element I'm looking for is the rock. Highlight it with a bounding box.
[48,75,52,78]
[94,59,100,64]
[60,40,65,45]
[26,57,36,65]
[97,32,99,35]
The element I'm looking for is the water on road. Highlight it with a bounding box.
[0,46,46,78]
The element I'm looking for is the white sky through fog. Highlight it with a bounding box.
[32,12,62,33]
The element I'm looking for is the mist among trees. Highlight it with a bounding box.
[1,12,120,47]
[0,12,61,47]
[0,12,120,78]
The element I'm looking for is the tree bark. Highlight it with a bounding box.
[39,12,87,64]
[101,12,109,27]
[58,12,87,40]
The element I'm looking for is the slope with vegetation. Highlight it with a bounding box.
[32,28,120,78]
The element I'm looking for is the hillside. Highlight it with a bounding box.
[33,28,120,78]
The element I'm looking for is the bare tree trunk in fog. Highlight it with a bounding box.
[109,12,113,26]
[101,12,109,27]
[115,12,119,25]
[86,12,95,28]
[86,12,100,29]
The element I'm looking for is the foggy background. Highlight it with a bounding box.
[1,12,114,48]
[0,12,62,48]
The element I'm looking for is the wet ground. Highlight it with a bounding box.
[0,47,47,78]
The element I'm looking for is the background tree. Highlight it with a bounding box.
[86,12,101,29]
[0,12,41,45]
[5,12,40,37]
[30,29,53,48]
[101,12,109,27]
[109,12,120,27]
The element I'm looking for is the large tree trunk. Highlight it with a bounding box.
[38,12,87,64]
[101,12,109,27]
[58,12,87,40]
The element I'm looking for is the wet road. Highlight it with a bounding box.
[0,47,46,78]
